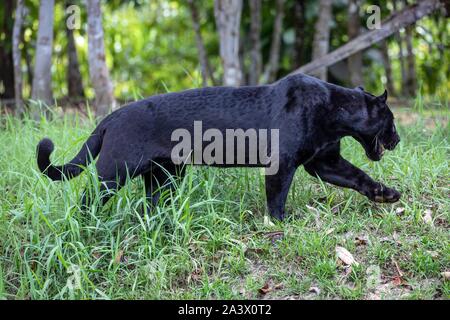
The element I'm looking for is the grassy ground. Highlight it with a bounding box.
[0,105,448,300]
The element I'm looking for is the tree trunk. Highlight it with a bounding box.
[23,37,33,91]
[12,0,25,113]
[239,32,246,85]
[293,0,306,69]
[66,7,85,101]
[311,0,332,80]
[396,32,407,96]
[404,24,417,96]
[291,0,441,77]
[262,0,285,84]
[187,0,216,87]
[347,0,363,86]
[393,0,407,96]
[214,0,243,87]
[0,0,16,102]
[248,0,262,85]
[87,0,116,117]
[32,0,54,106]
[381,40,396,96]
[444,0,450,16]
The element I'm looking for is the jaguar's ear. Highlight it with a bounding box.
[363,92,377,106]
[377,89,388,104]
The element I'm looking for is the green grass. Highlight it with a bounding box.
[0,106,448,300]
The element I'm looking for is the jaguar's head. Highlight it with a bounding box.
[339,88,400,161]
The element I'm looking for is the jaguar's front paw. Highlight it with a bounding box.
[368,185,401,203]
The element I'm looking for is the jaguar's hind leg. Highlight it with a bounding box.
[80,152,143,211]
[143,163,185,211]
[81,179,125,209]
[80,171,127,211]
[265,160,297,221]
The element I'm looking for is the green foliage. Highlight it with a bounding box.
[9,0,449,102]
[0,104,448,299]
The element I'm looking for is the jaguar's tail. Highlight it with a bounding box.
[36,127,104,181]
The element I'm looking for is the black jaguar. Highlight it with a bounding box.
[37,73,401,220]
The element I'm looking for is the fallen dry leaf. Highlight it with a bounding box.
[258,283,271,295]
[258,282,283,295]
[189,268,202,282]
[392,259,404,278]
[395,207,406,215]
[336,246,359,266]
[325,228,335,235]
[114,250,123,264]
[390,277,412,289]
[441,272,450,280]
[391,276,403,287]
[423,209,433,225]
[354,235,368,246]
[309,286,321,295]
[262,231,284,240]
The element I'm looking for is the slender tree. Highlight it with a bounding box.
[32,0,54,106]
[404,24,417,95]
[87,0,116,117]
[23,37,33,90]
[214,0,243,86]
[402,0,417,96]
[381,40,396,96]
[393,0,407,95]
[66,3,85,100]
[347,0,363,86]
[248,0,262,85]
[311,0,332,80]
[239,28,247,85]
[293,0,306,69]
[262,0,285,84]
[0,0,16,103]
[187,0,216,87]
[12,0,25,113]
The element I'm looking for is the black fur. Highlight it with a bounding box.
[37,73,401,220]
